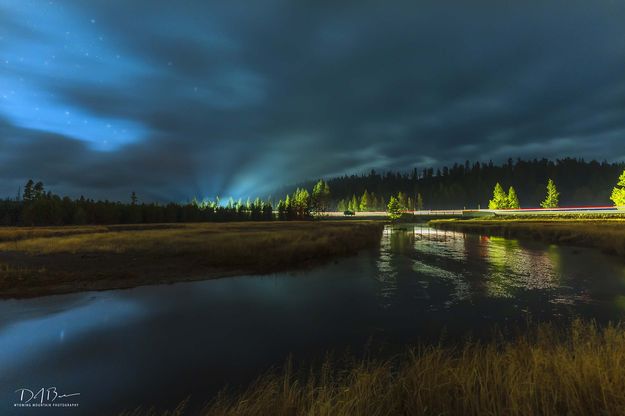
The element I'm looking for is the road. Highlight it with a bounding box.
[325,206,625,219]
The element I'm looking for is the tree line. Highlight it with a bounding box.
[4,158,625,226]
[486,170,625,210]
[287,158,625,210]
[385,170,625,220]
[0,179,335,226]
[486,179,557,210]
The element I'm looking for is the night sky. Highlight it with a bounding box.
[1,1,625,201]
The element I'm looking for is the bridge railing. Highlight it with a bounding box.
[411,210,464,216]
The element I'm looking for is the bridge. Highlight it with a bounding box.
[461,206,625,217]
[415,206,625,218]
[327,206,625,219]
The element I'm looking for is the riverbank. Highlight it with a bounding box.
[126,320,625,416]
[0,221,384,298]
[430,218,625,256]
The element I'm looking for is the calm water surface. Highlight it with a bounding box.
[2,224,625,414]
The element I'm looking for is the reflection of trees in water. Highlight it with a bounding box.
[376,225,472,308]
[388,226,416,254]
[375,226,403,307]
[483,237,561,298]
[413,226,468,260]
[412,226,471,305]
[376,224,625,319]
[377,225,569,308]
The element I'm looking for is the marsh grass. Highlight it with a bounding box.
[0,221,384,297]
[431,218,625,256]
[0,222,382,263]
[123,320,625,416]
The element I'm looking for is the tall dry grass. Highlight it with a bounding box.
[0,225,109,243]
[0,222,383,267]
[168,320,625,416]
[0,223,189,243]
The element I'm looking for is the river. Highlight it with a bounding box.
[2,224,625,415]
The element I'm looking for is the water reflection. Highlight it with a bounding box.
[0,297,145,374]
[487,238,560,296]
[376,224,625,310]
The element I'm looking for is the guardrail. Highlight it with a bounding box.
[417,206,625,217]
[411,210,464,216]
[328,206,625,218]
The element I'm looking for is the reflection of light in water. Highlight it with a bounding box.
[378,224,574,308]
[376,226,399,307]
[412,226,468,262]
[411,260,456,279]
[483,236,561,298]
[411,259,471,305]
[377,225,472,308]
[0,297,145,373]
[412,226,471,304]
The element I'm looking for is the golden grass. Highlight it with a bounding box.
[0,225,109,243]
[123,320,625,416]
[0,221,384,297]
[0,222,380,259]
[0,223,193,243]
[430,218,625,256]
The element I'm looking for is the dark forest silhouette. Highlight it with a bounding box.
[0,180,275,226]
[299,157,625,211]
[2,158,624,225]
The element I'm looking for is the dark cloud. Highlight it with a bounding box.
[1,0,624,201]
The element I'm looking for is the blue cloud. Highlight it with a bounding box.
[0,0,624,200]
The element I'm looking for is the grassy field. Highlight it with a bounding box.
[430,217,625,256]
[123,320,625,416]
[0,221,384,298]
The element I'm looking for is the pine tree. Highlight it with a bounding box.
[284,194,293,219]
[507,186,520,209]
[277,199,287,220]
[337,199,346,212]
[397,192,408,210]
[488,183,508,209]
[370,194,379,211]
[349,194,358,212]
[359,190,370,212]
[311,180,331,216]
[250,197,262,220]
[33,181,45,200]
[416,193,424,211]
[292,188,310,219]
[378,196,386,211]
[610,170,625,206]
[541,179,560,208]
[262,201,273,220]
[23,179,34,202]
[387,196,402,220]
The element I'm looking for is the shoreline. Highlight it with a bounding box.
[430,218,625,256]
[0,221,385,299]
